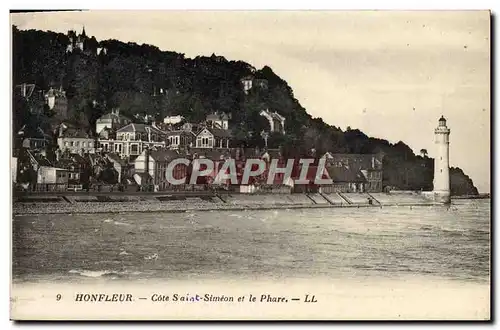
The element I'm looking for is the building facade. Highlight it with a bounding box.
[98,123,166,160]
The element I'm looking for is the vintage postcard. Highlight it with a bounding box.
[10,10,491,320]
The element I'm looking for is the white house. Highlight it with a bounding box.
[163,115,185,125]
[195,127,231,149]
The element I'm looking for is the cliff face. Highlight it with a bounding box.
[11,26,479,195]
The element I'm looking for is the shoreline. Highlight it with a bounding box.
[12,200,444,216]
[11,191,487,216]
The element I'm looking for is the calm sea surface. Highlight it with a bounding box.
[12,199,490,284]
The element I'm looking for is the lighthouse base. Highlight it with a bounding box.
[431,190,451,204]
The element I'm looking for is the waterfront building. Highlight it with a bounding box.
[134,149,182,190]
[321,153,384,192]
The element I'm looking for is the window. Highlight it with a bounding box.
[70,141,74,147]
[64,141,69,147]
[89,142,93,148]
[75,141,80,147]
[82,142,86,147]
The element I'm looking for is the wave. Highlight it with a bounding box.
[68,269,143,278]
[68,269,121,278]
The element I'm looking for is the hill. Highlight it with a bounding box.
[11,26,478,195]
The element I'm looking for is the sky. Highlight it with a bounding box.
[10,10,491,193]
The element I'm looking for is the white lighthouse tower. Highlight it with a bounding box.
[433,115,451,203]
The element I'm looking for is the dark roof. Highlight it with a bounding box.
[190,149,228,160]
[27,150,52,167]
[60,127,92,138]
[106,153,125,166]
[206,112,229,121]
[196,127,231,138]
[323,153,383,170]
[148,149,179,162]
[325,166,367,183]
[165,130,196,137]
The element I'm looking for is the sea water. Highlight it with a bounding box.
[11,199,490,319]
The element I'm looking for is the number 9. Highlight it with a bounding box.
[56,294,61,301]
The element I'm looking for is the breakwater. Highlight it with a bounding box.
[12,192,440,215]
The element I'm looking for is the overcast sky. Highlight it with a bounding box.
[10,10,491,193]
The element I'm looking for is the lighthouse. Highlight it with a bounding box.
[433,115,451,203]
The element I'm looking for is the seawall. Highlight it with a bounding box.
[12,192,442,215]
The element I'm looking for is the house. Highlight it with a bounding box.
[57,125,96,154]
[55,153,91,186]
[37,166,69,185]
[321,153,384,192]
[166,130,195,150]
[163,115,185,125]
[19,125,52,150]
[106,153,127,183]
[259,109,286,134]
[98,123,166,160]
[323,166,368,193]
[95,109,132,134]
[98,127,115,140]
[134,149,182,190]
[44,86,68,119]
[289,163,331,193]
[206,112,229,130]
[195,127,231,149]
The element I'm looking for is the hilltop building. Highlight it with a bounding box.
[44,86,68,119]
[260,109,286,134]
[240,75,269,94]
